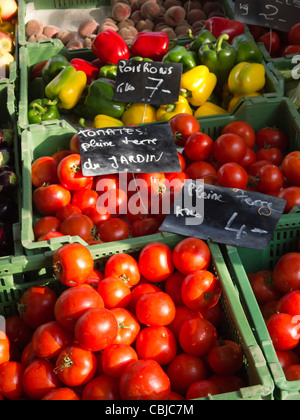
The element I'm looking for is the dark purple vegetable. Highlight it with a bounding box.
[0,149,11,168]
[0,129,14,148]
[0,196,18,223]
[0,170,17,193]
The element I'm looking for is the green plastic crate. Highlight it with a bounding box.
[0,83,22,259]
[0,237,274,400]
[223,216,300,400]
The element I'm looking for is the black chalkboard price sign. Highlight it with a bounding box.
[113,60,183,105]
[235,0,300,32]
[78,124,181,177]
[160,181,287,249]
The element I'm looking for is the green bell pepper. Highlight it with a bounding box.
[42,55,71,85]
[130,56,153,62]
[83,78,126,120]
[198,34,236,87]
[163,46,198,72]
[28,98,60,124]
[188,28,217,52]
[181,50,198,72]
[232,33,263,63]
[99,65,118,80]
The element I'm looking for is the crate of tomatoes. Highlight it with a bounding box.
[223,215,300,400]
[0,236,275,400]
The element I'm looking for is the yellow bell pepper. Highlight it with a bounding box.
[227,93,262,112]
[228,62,266,96]
[93,114,124,128]
[122,103,157,125]
[180,65,217,107]
[156,95,194,121]
[194,102,228,117]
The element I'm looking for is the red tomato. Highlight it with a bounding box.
[55,344,97,387]
[57,154,93,191]
[139,242,174,282]
[19,286,57,329]
[104,253,141,287]
[173,237,211,275]
[53,243,94,287]
[210,374,246,394]
[55,204,82,221]
[289,23,300,45]
[282,45,300,55]
[97,218,130,242]
[96,188,127,216]
[256,147,283,167]
[239,147,257,169]
[179,317,218,356]
[181,270,222,313]
[165,172,189,194]
[248,24,265,40]
[186,380,221,400]
[284,364,300,381]
[267,313,300,351]
[85,206,111,226]
[75,307,118,352]
[52,150,71,164]
[60,214,94,243]
[33,216,61,241]
[0,331,10,365]
[101,344,138,378]
[185,161,216,180]
[166,353,207,396]
[38,231,64,241]
[278,187,300,214]
[276,350,300,370]
[32,321,73,359]
[21,342,38,369]
[135,326,177,365]
[69,133,80,153]
[127,283,161,315]
[256,164,284,193]
[33,184,71,216]
[250,270,282,305]
[71,189,99,212]
[168,113,200,146]
[222,121,256,148]
[85,268,104,288]
[277,291,300,317]
[5,315,32,351]
[0,362,24,400]
[31,156,59,187]
[82,375,121,400]
[119,359,171,400]
[42,388,81,400]
[168,305,202,340]
[282,151,300,186]
[256,128,288,151]
[214,133,247,164]
[258,31,281,54]
[217,163,249,189]
[54,284,104,331]
[110,308,140,345]
[131,217,161,238]
[248,160,273,177]
[136,291,176,326]
[95,174,120,194]
[184,132,214,161]
[273,252,300,293]
[208,340,244,375]
[22,359,62,400]
[178,152,186,171]
[97,277,131,309]
[165,271,185,306]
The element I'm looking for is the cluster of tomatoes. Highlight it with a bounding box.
[173,113,300,214]
[0,238,247,400]
[249,242,300,382]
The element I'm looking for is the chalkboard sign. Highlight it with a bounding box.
[113,60,183,105]
[78,125,181,177]
[235,0,300,32]
[160,180,287,249]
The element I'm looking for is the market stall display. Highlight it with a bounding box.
[0,0,300,402]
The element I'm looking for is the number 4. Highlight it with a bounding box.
[225,212,247,240]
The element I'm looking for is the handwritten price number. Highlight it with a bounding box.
[239,0,300,21]
[225,212,268,240]
[116,77,171,101]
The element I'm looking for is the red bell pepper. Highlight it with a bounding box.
[92,30,130,65]
[130,32,170,61]
[205,17,244,43]
[31,60,48,81]
[70,58,99,85]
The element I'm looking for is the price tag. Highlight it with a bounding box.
[78,124,181,177]
[235,0,300,32]
[160,181,287,249]
[113,60,182,105]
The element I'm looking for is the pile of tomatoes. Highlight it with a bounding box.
[249,242,300,381]
[0,238,247,400]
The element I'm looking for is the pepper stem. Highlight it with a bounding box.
[216,34,230,52]
[32,103,47,114]
[79,118,87,128]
